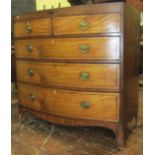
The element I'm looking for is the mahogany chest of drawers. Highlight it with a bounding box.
[14,2,140,146]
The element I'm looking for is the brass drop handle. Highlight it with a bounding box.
[80,101,91,109]
[27,45,33,52]
[25,22,32,33]
[80,45,89,53]
[28,68,34,76]
[80,72,89,81]
[28,94,36,101]
[80,20,89,30]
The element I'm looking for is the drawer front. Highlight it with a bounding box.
[18,83,120,121]
[53,14,120,35]
[16,61,120,90]
[14,18,51,37]
[15,37,120,60]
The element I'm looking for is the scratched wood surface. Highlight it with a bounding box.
[13,2,140,146]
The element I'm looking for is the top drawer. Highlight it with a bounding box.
[14,18,51,37]
[53,14,120,35]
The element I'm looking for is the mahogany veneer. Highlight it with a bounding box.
[16,61,120,91]
[14,18,51,37]
[15,37,120,60]
[14,2,140,146]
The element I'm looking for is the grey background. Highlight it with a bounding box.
[12,0,36,16]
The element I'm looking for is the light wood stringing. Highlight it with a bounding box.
[53,14,121,35]
[18,83,120,121]
[15,37,120,60]
[16,61,120,90]
[14,18,51,37]
[13,2,140,147]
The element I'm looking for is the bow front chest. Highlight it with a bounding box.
[14,2,140,146]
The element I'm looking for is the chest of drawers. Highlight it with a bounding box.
[14,2,140,146]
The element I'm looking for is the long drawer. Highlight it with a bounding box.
[16,61,120,91]
[53,14,120,35]
[15,37,120,60]
[18,83,120,121]
[14,18,51,37]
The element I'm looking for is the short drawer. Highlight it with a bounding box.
[53,14,120,35]
[16,61,120,91]
[14,18,51,37]
[15,37,120,60]
[18,83,120,121]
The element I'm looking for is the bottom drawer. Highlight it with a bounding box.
[18,83,120,122]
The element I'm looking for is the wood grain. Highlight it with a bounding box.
[16,61,120,90]
[53,14,120,35]
[14,18,51,37]
[18,83,120,121]
[13,2,140,147]
[15,37,120,60]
